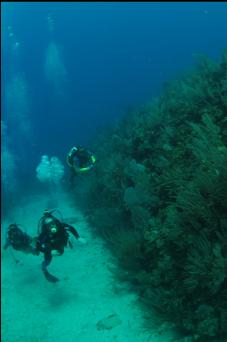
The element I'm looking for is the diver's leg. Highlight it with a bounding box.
[42,251,59,283]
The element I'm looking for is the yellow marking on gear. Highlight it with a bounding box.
[91,155,96,163]
[79,167,90,172]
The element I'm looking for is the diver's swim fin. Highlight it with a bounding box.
[43,269,59,283]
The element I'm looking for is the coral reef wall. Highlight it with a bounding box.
[78,52,227,341]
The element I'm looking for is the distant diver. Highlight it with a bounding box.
[4,209,86,283]
[4,224,38,255]
[67,145,96,185]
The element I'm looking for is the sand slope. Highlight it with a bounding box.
[1,193,176,342]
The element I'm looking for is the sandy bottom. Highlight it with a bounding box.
[1,192,177,342]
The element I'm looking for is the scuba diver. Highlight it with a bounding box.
[4,209,86,283]
[4,224,38,255]
[36,209,84,282]
[67,145,96,185]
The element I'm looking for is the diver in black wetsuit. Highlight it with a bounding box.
[4,224,38,255]
[67,145,96,186]
[4,210,85,283]
[36,210,83,282]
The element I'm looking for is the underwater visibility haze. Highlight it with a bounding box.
[1,2,227,342]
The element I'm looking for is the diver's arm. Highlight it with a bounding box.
[65,224,87,244]
[88,151,96,164]
[67,147,77,167]
[64,224,80,239]
[36,235,46,253]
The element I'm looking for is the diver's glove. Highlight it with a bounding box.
[77,237,87,245]
[51,249,61,256]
